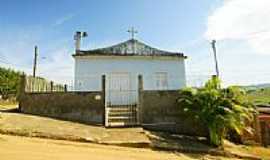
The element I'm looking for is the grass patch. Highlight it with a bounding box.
[247,88,270,105]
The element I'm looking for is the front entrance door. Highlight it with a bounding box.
[105,72,138,127]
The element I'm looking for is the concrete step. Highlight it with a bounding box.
[108,118,136,123]
[106,106,138,127]
[107,121,138,127]
[108,112,135,116]
[108,116,135,120]
[108,108,136,112]
[108,107,137,117]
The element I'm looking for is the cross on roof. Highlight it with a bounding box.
[127,27,138,39]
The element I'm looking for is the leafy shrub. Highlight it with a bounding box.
[178,76,257,146]
[0,67,22,99]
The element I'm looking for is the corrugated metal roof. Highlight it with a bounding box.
[73,39,186,58]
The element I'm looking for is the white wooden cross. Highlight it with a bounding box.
[127,27,138,39]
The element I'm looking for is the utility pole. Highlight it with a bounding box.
[211,40,220,78]
[33,46,38,77]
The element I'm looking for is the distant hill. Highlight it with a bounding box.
[240,83,270,91]
[240,83,270,105]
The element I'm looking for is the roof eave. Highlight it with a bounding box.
[72,52,187,59]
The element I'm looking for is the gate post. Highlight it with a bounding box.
[50,81,54,92]
[138,75,143,124]
[102,75,106,126]
[64,84,68,92]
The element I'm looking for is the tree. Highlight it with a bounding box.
[0,67,22,99]
[177,76,256,147]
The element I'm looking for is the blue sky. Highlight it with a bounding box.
[0,0,270,86]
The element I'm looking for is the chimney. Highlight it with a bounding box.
[74,31,81,53]
[74,31,88,54]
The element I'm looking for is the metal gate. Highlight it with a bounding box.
[105,72,138,127]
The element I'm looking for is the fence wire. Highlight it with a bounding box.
[25,76,65,93]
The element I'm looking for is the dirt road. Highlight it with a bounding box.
[0,112,150,145]
[0,134,200,160]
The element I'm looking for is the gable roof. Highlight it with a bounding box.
[73,39,186,58]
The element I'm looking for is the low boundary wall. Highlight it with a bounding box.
[140,90,208,137]
[19,91,105,125]
[18,75,105,125]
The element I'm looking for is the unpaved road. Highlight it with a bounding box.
[0,112,150,144]
[0,134,200,160]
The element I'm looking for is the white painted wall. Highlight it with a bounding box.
[74,56,186,91]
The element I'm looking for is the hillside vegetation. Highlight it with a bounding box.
[246,87,270,105]
[0,67,22,99]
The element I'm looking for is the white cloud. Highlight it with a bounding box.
[53,14,75,27]
[37,47,74,85]
[205,0,270,55]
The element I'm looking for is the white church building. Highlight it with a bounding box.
[73,38,186,106]
[73,38,187,90]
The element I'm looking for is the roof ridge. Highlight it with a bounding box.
[76,39,186,58]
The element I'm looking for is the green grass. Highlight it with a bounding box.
[246,88,270,105]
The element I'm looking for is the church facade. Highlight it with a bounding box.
[73,38,186,125]
[73,39,187,91]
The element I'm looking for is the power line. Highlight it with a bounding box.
[0,51,32,69]
[0,59,10,65]
[0,56,8,62]
[0,58,30,69]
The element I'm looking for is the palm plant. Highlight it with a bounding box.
[178,76,256,146]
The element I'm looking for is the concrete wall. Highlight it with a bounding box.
[74,56,186,91]
[19,92,105,125]
[140,90,208,137]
